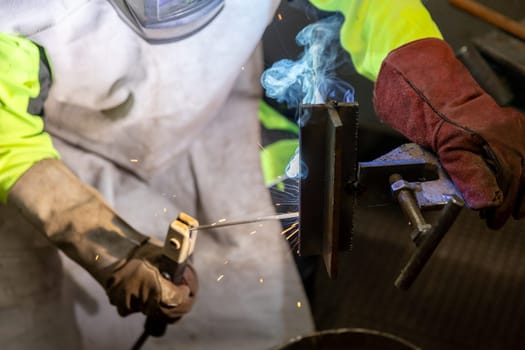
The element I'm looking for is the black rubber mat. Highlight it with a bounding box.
[313,205,525,350]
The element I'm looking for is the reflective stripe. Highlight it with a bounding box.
[309,0,443,81]
[28,44,52,116]
[0,33,60,203]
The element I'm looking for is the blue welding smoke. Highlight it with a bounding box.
[261,14,354,180]
[261,14,354,110]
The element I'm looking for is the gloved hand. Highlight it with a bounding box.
[106,240,198,319]
[374,38,525,229]
[8,159,197,320]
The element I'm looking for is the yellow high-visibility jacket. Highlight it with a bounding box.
[310,0,443,81]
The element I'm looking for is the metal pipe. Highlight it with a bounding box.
[449,0,525,41]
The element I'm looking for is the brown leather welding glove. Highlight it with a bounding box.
[8,159,197,320]
[374,38,525,229]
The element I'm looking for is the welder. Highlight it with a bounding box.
[0,1,524,350]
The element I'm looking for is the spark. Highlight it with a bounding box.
[281,222,298,236]
[277,13,283,21]
[130,159,139,163]
[285,228,299,241]
[274,199,299,206]
[218,218,226,223]
[269,180,300,208]
[95,254,100,261]
[285,229,300,251]
[217,274,224,282]
[259,277,264,284]
[241,66,245,71]
[249,230,256,235]
[296,301,302,308]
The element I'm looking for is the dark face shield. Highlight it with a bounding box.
[108,0,225,43]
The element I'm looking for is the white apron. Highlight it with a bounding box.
[0,0,314,349]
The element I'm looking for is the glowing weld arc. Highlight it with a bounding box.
[191,212,299,231]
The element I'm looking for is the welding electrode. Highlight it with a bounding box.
[190,212,299,231]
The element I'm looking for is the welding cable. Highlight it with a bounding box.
[131,330,149,350]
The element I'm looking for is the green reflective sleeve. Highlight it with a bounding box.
[258,101,299,188]
[309,0,443,81]
[258,100,299,135]
[260,139,299,187]
[0,33,60,203]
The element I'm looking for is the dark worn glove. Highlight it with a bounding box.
[9,159,197,320]
[374,38,525,229]
[107,242,198,319]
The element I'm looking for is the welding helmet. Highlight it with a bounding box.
[108,0,224,43]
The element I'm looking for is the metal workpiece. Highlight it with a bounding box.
[298,101,358,279]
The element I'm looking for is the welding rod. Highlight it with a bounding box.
[449,0,525,42]
[191,212,299,231]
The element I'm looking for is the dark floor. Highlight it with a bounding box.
[263,1,525,349]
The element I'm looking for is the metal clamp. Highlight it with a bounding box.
[359,144,465,290]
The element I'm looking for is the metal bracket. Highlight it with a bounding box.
[298,102,358,278]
